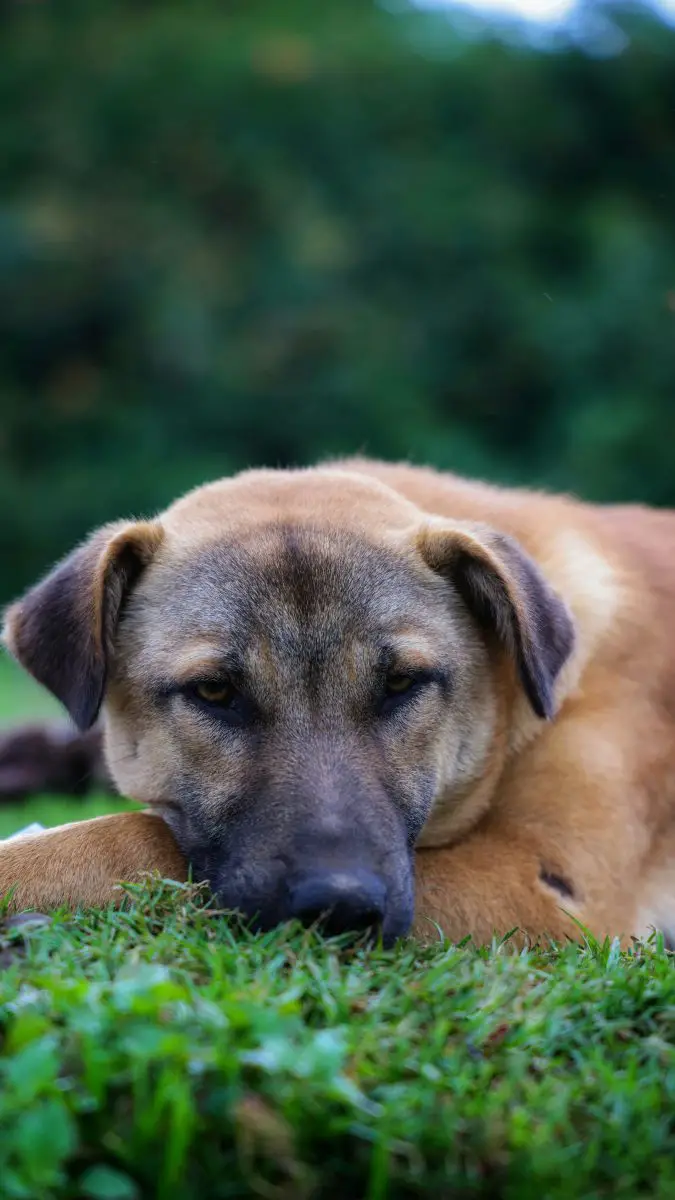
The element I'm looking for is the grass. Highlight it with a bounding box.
[1,655,675,1196]
[0,653,63,726]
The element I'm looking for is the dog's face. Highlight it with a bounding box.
[3,466,574,944]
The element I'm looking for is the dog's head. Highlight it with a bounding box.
[3,467,574,944]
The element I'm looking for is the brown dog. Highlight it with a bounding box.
[2,458,674,946]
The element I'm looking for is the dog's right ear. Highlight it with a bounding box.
[2,520,164,731]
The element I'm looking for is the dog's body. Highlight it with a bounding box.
[2,458,675,945]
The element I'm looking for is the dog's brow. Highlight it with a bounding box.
[168,642,241,685]
[381,633,439,671]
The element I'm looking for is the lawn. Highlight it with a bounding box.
[1,654,675,1198]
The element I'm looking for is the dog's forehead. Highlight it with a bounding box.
[127,523,451,673]
[161,466,421,538]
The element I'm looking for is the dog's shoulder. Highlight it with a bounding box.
[330,456,537,526]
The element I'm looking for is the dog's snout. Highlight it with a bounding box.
[287,869,387,936]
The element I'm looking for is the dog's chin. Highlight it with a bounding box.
[379,906,415,949]
[212,880,414,948]
[217,902,413,948]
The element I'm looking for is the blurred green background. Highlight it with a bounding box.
[2,0,675,613]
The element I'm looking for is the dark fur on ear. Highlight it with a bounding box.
[2,521,163,730]
[419,523,575,719]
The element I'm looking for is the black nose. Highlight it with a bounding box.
[287,869,387,936]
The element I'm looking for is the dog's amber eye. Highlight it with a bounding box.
[385,673,415,696]
[195,681,234,706]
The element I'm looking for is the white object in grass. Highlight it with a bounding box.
[3,823,46,842]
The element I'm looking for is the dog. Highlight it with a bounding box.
[2,457,674,947]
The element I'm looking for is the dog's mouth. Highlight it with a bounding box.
[205,859,415,948]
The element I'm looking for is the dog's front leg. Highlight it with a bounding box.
[0,811,189,913]
[412,706,654,948]
[413,830,594,947]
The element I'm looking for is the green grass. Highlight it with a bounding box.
[2,888,675,1199]
[0,653,63,727]
[1,657,675,1197]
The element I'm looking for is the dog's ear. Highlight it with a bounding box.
[3,520,164,731]
[419,522,575,720]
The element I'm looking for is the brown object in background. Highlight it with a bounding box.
[0,723,109,802]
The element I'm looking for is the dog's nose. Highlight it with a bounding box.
[287,869,387,936]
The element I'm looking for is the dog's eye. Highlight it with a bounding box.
[194,681,234,707]
[379,672,419,716]
[385,674,415,696]
[378,670,440,717]
[183,678,255,728]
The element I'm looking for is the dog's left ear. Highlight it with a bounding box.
[3,520,164,731]
[419,522,575,720]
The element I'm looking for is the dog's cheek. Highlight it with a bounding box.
[103,704,182,805]
[387,768,440,845]
[375,708,453,841]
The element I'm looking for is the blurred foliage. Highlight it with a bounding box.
[1,0,675,601]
